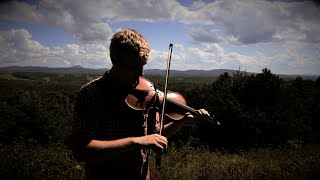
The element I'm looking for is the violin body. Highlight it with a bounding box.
[126,76,188,120]
[126,76,219,125]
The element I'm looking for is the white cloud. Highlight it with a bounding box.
[0,0,186,43]
[182,0,320,44]
[0,28,319,74]
[1,0,319,45]
[158,41,320,74]
[0,29,111,68]
[0,29,48,63]
[0,0,319,74]
[188,27,223,44]
[190,0,206,10]
[147,43,192,70]
[148,48,189,70]
[0,0,113,44]
[64,44,80,55]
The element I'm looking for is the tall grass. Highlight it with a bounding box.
[151,143,320,180]
[1,140,319,179]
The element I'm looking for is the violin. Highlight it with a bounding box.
[125,76,220,125]
[126,44,219,170]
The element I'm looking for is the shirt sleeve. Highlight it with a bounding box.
[71,86,96,162]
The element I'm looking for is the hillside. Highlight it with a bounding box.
[0,66,319,80]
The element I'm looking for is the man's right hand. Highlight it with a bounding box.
[133,134,168,152]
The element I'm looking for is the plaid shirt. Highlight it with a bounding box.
[72,71,159,179]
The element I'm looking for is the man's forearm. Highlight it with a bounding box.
[87,138,139,152]
[84,134,167,163]
[83,137,144,163]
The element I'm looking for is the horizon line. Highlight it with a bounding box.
[0,65,319,76]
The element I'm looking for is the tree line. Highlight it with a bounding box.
[0,68,319,148]
[170,68,320,148]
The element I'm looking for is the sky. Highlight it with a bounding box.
[0,0,319,75]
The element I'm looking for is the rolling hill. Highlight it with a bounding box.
[0,65,318,80]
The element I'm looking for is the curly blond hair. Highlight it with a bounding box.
[109,29,151,67]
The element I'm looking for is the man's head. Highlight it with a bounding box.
[109,29,151,86]
[109,29,151,68]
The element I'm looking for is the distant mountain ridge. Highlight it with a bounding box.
[0,65,107,75]
[145,69,242,76]
[0,66,241,75]
[0,66,319,79]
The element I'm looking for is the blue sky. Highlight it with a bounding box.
[0,0,319,74]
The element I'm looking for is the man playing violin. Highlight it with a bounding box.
[71,29,211,180]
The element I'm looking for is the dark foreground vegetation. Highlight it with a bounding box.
[1,141,319,179]
[0,68,319,179]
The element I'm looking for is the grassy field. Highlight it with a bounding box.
[1,141,319,179]
[0,73,30,81]
[151,143,320,180]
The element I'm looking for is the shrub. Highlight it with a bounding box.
[0,139,85,179]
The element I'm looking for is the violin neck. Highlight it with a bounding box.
[166,98,197,115]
